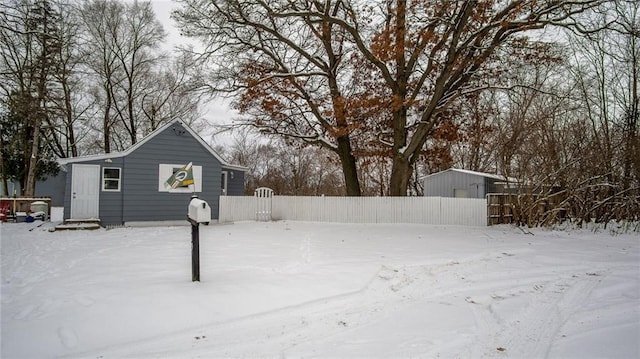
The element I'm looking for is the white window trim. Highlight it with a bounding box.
[158,163,202,193]
[102,167,121,192]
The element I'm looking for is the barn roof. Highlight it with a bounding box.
[423,168,517,183]
[58,120,247,172]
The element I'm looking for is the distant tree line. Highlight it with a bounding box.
[2,0,637,225]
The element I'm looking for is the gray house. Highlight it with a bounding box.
[57,120,246,226]
[423,168,516,198]
[1,168,66,206]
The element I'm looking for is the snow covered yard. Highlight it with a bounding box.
[1,215,638,358]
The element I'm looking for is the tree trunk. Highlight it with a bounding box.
[25,1,48,197]
[336,135,361,196]
[388,93,411,195]
[389,153,411,196]
[63,79,77,157]
[623,30,638,190]
[24,114,41,197]
[0,127,7,196]
[66,121,77,157]
[389,0,409,196]
[103,88,112,153]
[128,82,137,145]
[1,178,7,196]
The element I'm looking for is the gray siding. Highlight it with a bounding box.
[98,158,125,225]
[61,121,245,226]
[36,171,67,206]
[423,171,487,198]
[2,171,67,206]
[121,123,222,224]
[0,182,20,197]
[224,168,245,196]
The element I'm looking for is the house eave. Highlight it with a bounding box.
[222,164,249,172]
[58,153,124,165]
[56,120,247,171]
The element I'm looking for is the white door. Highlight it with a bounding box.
[71,164,100,219]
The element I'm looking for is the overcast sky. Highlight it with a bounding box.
[150,0,237,145]
[150,0,183,50]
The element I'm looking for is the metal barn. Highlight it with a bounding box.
[423,168,515,199]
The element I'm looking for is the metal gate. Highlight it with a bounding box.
[255,187,273,221]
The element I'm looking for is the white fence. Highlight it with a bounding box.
[219,196,487,226]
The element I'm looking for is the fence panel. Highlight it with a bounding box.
[218,196,256,223]
[220,195,487,226]
[255,187,274,221]
[440,197,488,226]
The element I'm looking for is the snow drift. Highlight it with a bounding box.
[1,213,638,358]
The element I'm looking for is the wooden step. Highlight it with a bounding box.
[55,218,101,231]
[63,218,101,225]
[55,223,101,231]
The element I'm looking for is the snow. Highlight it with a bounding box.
[1,209,639,358]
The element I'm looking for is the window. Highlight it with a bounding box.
[221,171,228,195]
[102,167,121,191]
[158,164,202,193]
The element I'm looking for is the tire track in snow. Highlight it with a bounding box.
[61,263,445,358]
[61,254,609,358]
[465,271,604,358]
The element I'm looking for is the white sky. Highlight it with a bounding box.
[149,0,184,50]
[150,0,237,146]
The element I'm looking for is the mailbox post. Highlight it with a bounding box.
[188,196,211,282]
[188,216,200,282]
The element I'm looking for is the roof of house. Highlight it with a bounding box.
[423,168,517,183]
[58,120,248,172]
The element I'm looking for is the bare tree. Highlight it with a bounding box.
[611,2,639,190]
[217,128,345,196]
[80,0,169,152]
[341,0,606,195]
[0,0,64,196]
[110,0,165,145]
[443,0,639,226]
[139,52,204,133]
[561,0,640,223]
[42,0,88,158]
[173,1,373,196]
[79,0,124,153]
[174,0,604,196]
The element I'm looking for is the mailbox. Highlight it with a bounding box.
[188,198,211,224]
